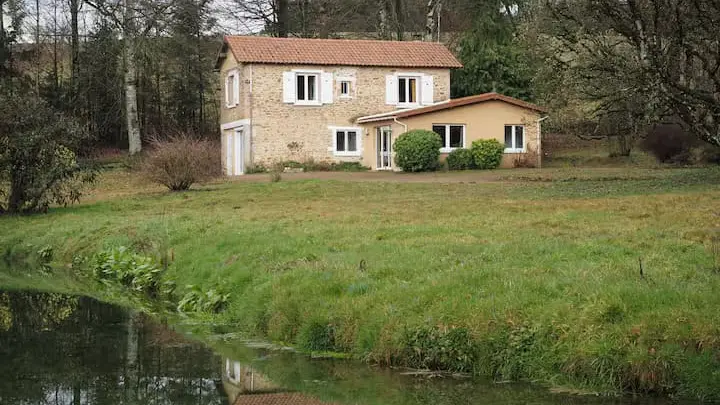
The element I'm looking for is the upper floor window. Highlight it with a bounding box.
[386,73,434,107]
[398,76,418,105]
[432,124,465,152]
[504,125,525,152]
[225,70,239,108]
[340,80,351,97]
[283,70,332,105]
[296,73,318,103]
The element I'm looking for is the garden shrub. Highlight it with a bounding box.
[393,130,442,172]
[143,133,220,191]
[471,139,505,169]
[446,148,475,170]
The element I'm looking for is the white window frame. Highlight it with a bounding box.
[397,75,421,107]
[294,70,321,105]
[339,80,351,98]
[504,125,526,153]
[432,124,466,153]
[330,126,362,157]
[225,69,239,108]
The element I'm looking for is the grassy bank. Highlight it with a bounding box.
[2,166,720,399]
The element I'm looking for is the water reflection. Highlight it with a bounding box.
[0,290,699,405]
[0,290,224,405]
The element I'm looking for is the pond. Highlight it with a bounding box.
[0,290,696,405]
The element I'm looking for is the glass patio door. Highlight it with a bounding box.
[376,126,392,170]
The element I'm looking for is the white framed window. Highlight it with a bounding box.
[432,124,465,152]
[340,80,351,97]
[296,73,319,104]
[386,74,433,106]
[331,127,362,156]
[397,76,419,105]
[225,70,239,108]
[283,70,332,105]
[504,125,525,152]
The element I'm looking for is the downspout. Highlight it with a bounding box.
[393,116,408,133]
[248,64,254,170]
[536,115,549,169]
[393,117,407,171]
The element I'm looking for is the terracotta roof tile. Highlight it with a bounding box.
[234,393,335,405]
[357,93,547,123]
[223,36,462,68]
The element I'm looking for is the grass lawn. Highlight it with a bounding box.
[2,165,720,398]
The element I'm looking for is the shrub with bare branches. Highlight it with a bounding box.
[143,134,220,191]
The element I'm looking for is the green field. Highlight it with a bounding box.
[2,165,720,399]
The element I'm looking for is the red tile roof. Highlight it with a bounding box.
[357,92,547,123]
[234,393,335,405]
[222,36,462,68]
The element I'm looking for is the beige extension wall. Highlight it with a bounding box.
[360,101,543,169]
[218,53,452,172]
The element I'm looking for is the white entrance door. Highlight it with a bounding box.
[233,128,244,175]
[226,128,245,176]
[376,126,392,170]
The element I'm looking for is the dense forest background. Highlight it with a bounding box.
[1,0,720,154]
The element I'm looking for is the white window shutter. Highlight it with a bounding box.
[386,75,398,105]
[282,71,295,103]
[421,74,434,105]
[233,73,240,105]
[321,72,334,104]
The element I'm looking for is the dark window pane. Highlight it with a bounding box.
[398,78,406,103]
[432,125,446,147]
[307,75,316,100]
[297,74,305,101]
[336,131,345,151]
[515,126,524,149]
[504,126,513,148]
[341,81,349,95]
[347,131,357,151]
[449,125,463,148]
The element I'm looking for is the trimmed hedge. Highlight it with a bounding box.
[394,130,442,172]
[471,139,505,169]
[446,148,476,170]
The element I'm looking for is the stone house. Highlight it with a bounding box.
[216,36,546,174]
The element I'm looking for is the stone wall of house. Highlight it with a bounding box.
[219,60,451,168]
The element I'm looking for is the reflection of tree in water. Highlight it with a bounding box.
[0,291,225,405]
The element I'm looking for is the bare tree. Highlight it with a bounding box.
[425,0,440,41]
[84,0,175,154]
[543,0,720,147]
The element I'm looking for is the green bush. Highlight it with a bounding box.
[177,285,229,314]
[298,319,336,352]
[393,130,442,172]
[0,88,94,214]
[446,148,476,170]
[471,139,505,169]
[90,247,167,297]
[402,325,478,372]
